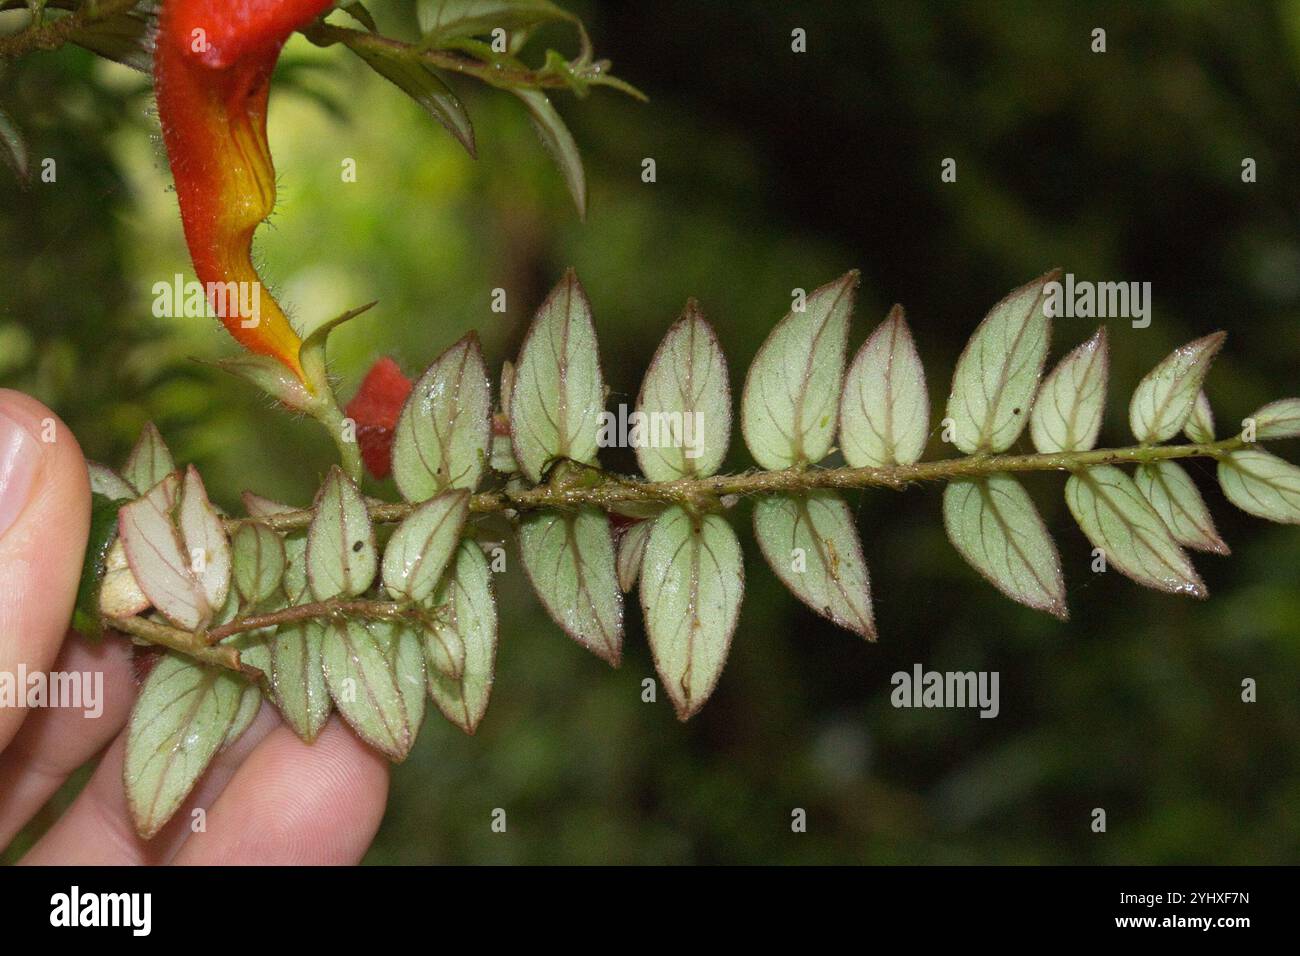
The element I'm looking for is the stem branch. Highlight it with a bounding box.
[0,0,140,59]
[229,436,1248,534]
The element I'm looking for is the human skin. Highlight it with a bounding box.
[0,389,388,864]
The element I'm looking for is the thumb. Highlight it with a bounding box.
[0,390,90,752]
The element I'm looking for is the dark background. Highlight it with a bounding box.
[2,0,1299,863]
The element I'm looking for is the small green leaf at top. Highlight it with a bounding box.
[122,423,174,496]
[635,301,732,481]
[1029,327,1107,454]
[509,270,606,483]
[741,271,858,470]
[839,305,929,468]
[946,271,1056,454]
[392,332,492,501]
[1129,332,1226,445]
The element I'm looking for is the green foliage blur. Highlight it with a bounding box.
[2,0,1299,863]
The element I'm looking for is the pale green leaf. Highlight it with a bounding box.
[307,467,377,600]
[87,462,135,501]
[753,491,875,639]
[323,620,423,761]
[519,507,622,664]
[1065,465,1206,597]
[1248,398,1300,441]
[1129,332,1226,444]
[615,519,651,593]
[120,473,212,630]
[509,270,605,482]
[1029,327,1108,454]
[1217,449,1300,524]
[179,466,231,613]
[839,305,929,468]
[271,621,331,743]
[222,679,264,750]
[122,422,174,496]
[382,490,470,602]
[635,302,731,480]
[514,89,585,218]
[1184,390,1215,443]
[349,45,476,156]
[1135,460,1228,554]
[241,493,311,604]
[946,271,1055,454]
[943,474,1067,619]
[396,626,427,742]
[232,523,287,607]
[393,332,492,501]
[124,654,245,838]
[641,507,744,719]
[99,537,149,619]
[741,272,858,469]
[427,541,498,734]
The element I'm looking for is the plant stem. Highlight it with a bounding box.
[0,0,140,58]
[204,598,415,644]
[302,21,589,93]
[115,434,1248,673]
[230,435,1248,534]
[109,614,256,677]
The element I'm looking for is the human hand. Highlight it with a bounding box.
[0,389,389,864]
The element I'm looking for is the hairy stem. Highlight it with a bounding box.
[229,436,1248,535]
[204,598,416,644]
[110,614,256,677]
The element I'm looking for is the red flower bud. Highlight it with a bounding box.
[345,356,413,479]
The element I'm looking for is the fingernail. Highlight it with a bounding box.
[0,410,41,540]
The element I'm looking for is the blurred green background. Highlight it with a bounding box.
[2,0,1299,863]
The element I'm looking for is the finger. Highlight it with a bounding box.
[0,390,91,753]
[0,632,134,849]
[172,717,389,865]
[19,704,281,865]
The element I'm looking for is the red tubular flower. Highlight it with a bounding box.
[154,0,334,385]
[345,356,413,479]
